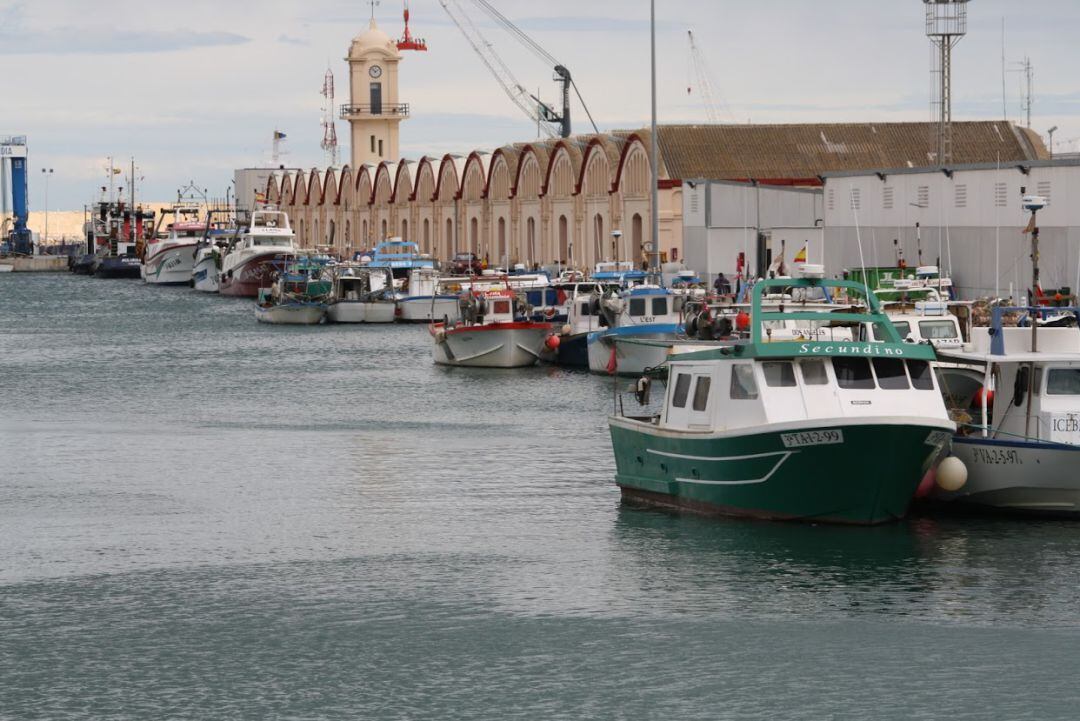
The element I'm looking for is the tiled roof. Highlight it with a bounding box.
[644,121,1046,182]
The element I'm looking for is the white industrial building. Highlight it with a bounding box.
[682,180,824,283]
[822,159,1080,299]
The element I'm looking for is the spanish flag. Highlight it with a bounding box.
[793,243,808,264]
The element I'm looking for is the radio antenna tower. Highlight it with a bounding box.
[321,68,340,167]
[925,0,968,165]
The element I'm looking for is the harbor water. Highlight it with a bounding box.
[3,273,1080,720]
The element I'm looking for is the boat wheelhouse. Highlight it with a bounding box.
[254,255,331,325]
[219,208,297,297]
[396,268,462,323]
[366,239,436,282]
[587,286,685,375]
[609,276,957,525]
[326,265,396,323]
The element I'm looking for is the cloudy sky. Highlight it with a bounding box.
[3,0,1078,209]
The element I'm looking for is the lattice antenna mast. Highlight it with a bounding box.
[925,0,968,165]
[687,30,723,124]
[321,68,339,168]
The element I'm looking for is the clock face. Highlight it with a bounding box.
[369,65,382,79]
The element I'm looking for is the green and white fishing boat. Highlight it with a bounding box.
[608,273,958,525]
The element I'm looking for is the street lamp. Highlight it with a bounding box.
[41,168,54,245]
[611,229,623,263]
[1048,126,1059,159]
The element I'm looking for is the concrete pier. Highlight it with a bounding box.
[0,256,70,272]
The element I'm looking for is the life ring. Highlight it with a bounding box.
[544,307,556,319]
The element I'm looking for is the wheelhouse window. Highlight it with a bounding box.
[918,320,959,340]
[652,297,668,316]
[800,359,829,385]
[730,364,759,400]
[872,357,909,390]
[762,361,796,388]
[1046,368,1080,395]
[672,373,692,408]
[907,360,935,390]
[629,298,647,316]
[692,377,712,411]
[832,357,875,389]
[873,321,910,341]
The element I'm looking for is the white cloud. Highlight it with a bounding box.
[7,0,1080,209]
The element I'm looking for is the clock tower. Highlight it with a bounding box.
[343,17,407,168]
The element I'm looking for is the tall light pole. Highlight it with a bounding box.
[649,0,660,272]
[41,168,53,244]
[1048,125,1059,159]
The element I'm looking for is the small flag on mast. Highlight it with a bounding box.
[274,131,287,140]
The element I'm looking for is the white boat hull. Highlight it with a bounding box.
[191,256,219,292]
[326,301,396,324]
[587,330,679,375]
[254,304,326,325]
[935,437,1080,515]
[432,323,551,368]
[142,243,197,285]
[398,296,461,323]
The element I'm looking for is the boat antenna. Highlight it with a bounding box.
[850,183,870,301]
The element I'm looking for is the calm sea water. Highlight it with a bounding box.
[2,273,1080,720]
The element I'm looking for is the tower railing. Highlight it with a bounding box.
[340,104,410,118]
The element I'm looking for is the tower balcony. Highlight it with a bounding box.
[340,103,410,119]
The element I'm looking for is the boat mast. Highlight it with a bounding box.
[1024,204,1041,440]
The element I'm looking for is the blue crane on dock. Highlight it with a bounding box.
[1,135,32,255]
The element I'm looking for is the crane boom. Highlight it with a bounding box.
[688,30,724,124]
[439,0,563,137]
[440,0,599,138]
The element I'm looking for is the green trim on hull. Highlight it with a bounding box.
[609,422,943,525]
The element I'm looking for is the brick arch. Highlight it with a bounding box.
[337,166,354,208]
[305,169,323,206]
[435,155,462,200]
[413,157,436,202]
[461,152,488,201]
[613,134,653,197]
[372,163,394,207]
[578,136,620,196]
[393,161,414,203]
[322,168,338,206]
[355,166,374,204]
[512,145,550,197]
[542,140,585,197]
[485,147,518,199]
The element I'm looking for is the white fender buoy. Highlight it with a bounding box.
[936,456,968,492]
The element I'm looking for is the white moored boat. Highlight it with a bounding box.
[934,308,1080,515]
[430,286,555,368]
[220,207,298,297]
[142,208,203,285]
[326,266,397,323]
[397,268,463,323]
